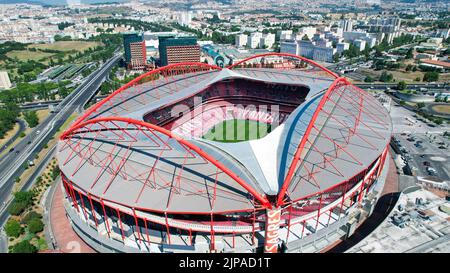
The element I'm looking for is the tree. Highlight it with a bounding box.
[10,240,37,253]
[333,53,340,63]
[364,76,375,83]
[7,201,28,216]
[8,191,34,215]
[4,219,23,238]
[13,191,34,207]
[423,71,439,82]
[379,71,393,82]
[434,118,444,125]
[417,102,425,109]
[397,81,407,90]
[22,211,42,225]
[27,218,44,234]
[23,111,39,128]
[405,48,414,59]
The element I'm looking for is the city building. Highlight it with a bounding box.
[313,46,336,63]
[354,39,367,51]
[123,33,147,70]
[159,36,200,66]
[281,39,336,63]
[277,30,293,41]
[247,32,263,49]
[178,11,193,26]
[201,44,231,68]
[336,42,350,54]
[435,28,450,39]
[280,40,299,55]
[261,33,275,48]
[0,71,12,90]
[344,31,378,48]
[298,40,315,59]
[56,53,392,253]
[298,27,317,40]
[341,19,353,32]
[235,33,248,47]
[143,31,179,49]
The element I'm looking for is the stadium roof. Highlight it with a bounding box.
[58,53,392,213]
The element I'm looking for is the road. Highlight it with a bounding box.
[0,119,26,155]
[0,54,121,251]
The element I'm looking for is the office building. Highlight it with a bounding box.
[159,36,200,66]
[123,33,147,70]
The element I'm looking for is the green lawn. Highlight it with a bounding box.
[6,50,55,62]
[28,41,101,53]
[202,119,272,143]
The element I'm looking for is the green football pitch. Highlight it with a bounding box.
[202,119,272,143]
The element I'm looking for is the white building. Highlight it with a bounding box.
[313,46,336,63]
[435,29,449,39]
[280,40,299,55]
[344,31,378,48]
[341,20,353,32]
[336,42,350,54]
[235,33,248,47]
[178,11,192,26]
[277,30,293,41]
[144,31,179,49]
[298,40,315,59]
[354,39,367,51]
[316,38,332,48]
[261,33,275,48]
[247,32,263,49]
[298,27,317,40]
[0,71,12,90]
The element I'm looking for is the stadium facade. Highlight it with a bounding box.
[56,53,392,253]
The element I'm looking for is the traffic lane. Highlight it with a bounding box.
[0,56,120,190]
[0,55,119,175]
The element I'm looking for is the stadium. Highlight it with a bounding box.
[56,53,393,253]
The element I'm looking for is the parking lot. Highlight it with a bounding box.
[390,101,450,182]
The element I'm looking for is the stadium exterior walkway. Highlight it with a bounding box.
[50,181,95,253]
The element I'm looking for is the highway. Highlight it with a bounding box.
[0,119,26,155]
[0,54,121,247]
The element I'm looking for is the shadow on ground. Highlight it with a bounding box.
[327,192,401,253]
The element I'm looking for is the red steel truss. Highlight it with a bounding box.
[277,77,391,206]
[58,54,392,250]
[61,116,271,211]
[227,52,339,79]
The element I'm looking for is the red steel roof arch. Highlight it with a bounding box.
[70,62,223,130]
[227,52,339,79]
[277,77,349,205]
[61,116,272,210]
